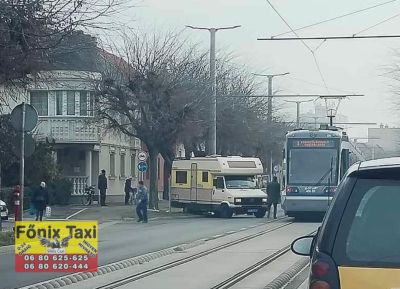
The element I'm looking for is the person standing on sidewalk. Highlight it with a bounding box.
[136,181,148,223]
[266,176,281,219]
[98,169,108,206]
[124,177,132,205]
[32,182,49,221]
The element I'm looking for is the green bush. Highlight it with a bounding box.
[48,178,73,205]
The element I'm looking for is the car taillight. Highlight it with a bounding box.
[310,280,330,289]
[309,252,339,289]
[286,186,299,193]
[312,261,330,278]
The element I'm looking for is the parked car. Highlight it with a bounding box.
[0,200,9,220]
[291,157,400,289]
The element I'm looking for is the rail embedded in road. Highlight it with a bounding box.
[95,218,294,289]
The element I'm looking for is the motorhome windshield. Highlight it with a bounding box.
[225,176,257,189]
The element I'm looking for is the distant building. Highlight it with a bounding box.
[367,125,400,158]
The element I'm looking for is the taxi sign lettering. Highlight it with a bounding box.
[15,221,98,273]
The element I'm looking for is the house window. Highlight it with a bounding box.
[30,91,48,116]
[80,91,88,116]
[176,171,187,184]
[67,91,75,115]
[89,92,95,116]
[56,91,63,115]
[202,172,209,183]
[110,152,115,177]
[120,153,126,177]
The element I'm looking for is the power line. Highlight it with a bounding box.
[287,76,355,94]
[265,0,312,51]
[272,0,398,38]
[258,34,400,40]
[353,12,400,36]
[264,0,330,93]
[219,94,364,98]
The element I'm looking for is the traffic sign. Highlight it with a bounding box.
[138,151,148,161]
[274,165,279,173]
[138,161,148,172]
[10,103,38,132]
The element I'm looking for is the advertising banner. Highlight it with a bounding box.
[15,221,98,272]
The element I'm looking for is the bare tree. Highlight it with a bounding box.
[0,0,127,106]
[96,31,209,208]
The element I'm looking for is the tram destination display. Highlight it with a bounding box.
[290,139,337,148]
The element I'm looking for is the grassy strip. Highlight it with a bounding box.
[0,231,14,247]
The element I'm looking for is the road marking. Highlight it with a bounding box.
[239,227,248,231]
[66,208,88,220]
[225,231,236,235]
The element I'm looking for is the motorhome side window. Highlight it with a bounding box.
[176,171,188,184]
[202,172,209,182]
[213,177,225,189]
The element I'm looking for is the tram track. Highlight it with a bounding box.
[95,218,294,289]
[211,229,317,289]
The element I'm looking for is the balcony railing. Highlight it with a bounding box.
[67,176,89,195]
[35,117,100,143]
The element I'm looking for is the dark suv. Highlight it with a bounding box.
[291,158,400,289]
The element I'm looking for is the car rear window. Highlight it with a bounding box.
[333,178,400,267]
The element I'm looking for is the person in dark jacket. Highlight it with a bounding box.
[32,182,49,221]
[136,181,148,223]
[266,176,281,219]
[98,169,108,206]
[124,177,132,205]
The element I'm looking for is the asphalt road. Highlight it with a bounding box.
[0,212,291,289]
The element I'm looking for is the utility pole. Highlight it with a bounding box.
[187,25,241,155]
[254,72,289,175]
[284,99,314,127]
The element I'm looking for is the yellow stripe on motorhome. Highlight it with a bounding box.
[339,266,400,289]
[171,170,190,189]
[197,171,213,189]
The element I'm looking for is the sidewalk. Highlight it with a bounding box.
[67,200,195,223]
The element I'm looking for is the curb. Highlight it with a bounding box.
[264,258,309,289]
[18,239,206,289]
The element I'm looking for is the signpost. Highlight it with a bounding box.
[10,103,38,220]
[137,161,148,181]
[138,151,148,162]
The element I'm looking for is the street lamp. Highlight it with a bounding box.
[186,25,241,155]
[253,72,289,174]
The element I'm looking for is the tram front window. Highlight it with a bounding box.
[288,149,338,186]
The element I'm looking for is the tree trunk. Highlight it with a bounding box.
[148,147,159,209]
[162,159,172,200]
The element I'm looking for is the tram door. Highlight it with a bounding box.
[190,163,198,202]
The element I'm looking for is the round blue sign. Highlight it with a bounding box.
[137,161,148,172]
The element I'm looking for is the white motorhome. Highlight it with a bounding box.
[171,156,268,218]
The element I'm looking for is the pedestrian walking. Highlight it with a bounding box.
[32,182,49,221]
[136,181,148,223]
[266,176,281,219]
[124,177,132,205]
[98,169,108,206]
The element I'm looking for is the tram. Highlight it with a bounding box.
[281,127,364,218]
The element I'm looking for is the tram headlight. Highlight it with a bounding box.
[262,198,268,203]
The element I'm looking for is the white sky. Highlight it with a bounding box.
[115,0,400,138]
